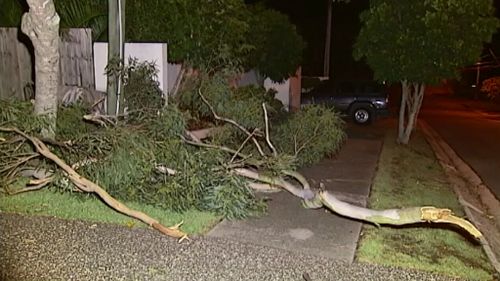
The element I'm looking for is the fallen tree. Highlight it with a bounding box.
[180,92,482,239]
[0,67,482,241]
[0,121,481,240]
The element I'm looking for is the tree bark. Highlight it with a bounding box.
[21,0,60,139]
[235,167,482,239]
[397,81,425,144]
[398,81,408,142]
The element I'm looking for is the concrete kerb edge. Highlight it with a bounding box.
[419,120,500,274]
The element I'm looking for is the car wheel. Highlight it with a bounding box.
[351,106,372,124]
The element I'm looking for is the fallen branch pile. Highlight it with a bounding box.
[182,91,482,239]
[0,127,188,241]
[0,92,483,241]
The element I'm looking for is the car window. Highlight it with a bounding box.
[362,82,383,93]
[312,81,335,93]
[339,82,354,93]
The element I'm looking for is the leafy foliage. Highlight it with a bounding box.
[0,0,25,27]
[0,0,106,40]
[245,6,305,82]
[0,99,53,135]
[127,0,251,70]
[54,0,107,41]
[1,59,345,219]
[273,105,346,167]
[354,0,499,84]
[178,71,283,130]
[480,76,500,100]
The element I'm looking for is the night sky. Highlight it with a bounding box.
[251,0,500,81]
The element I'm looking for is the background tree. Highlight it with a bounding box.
[21,0,61,138]
[481,76,500,100]
[245,6,305,83]
[354,0,499,144]
[54,0,107,41]
[127,0,251,71]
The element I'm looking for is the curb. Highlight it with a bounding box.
[420,120,500,274]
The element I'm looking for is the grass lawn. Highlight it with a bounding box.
[0,189,221,235]
[356,127,494,280]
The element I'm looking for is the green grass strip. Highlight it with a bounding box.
[356,128,494,280]
[0,189,221,235]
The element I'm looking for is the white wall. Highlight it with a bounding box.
[93,44,293,110]
[238,70,260,87]
[237,69,291,111]
[93,43,168,95]
[264,78,290,110]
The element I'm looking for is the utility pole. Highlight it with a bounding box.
[323,0,333,78]
[107,0,126,115]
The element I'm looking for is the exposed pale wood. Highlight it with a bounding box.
[0,127,188,240]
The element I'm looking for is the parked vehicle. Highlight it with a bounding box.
[301,81,390,124]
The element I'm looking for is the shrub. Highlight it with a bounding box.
[480,76,500,100]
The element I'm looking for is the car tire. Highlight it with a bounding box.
[351,105,373,125]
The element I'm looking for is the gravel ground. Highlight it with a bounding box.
[0,213,465,281]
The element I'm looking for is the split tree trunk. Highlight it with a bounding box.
[397,80,425,144]
[21,0,60,139]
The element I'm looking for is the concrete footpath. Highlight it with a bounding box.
[208,137,382,262]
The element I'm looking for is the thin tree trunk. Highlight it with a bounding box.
[398,82,425,144]
[413,83,425,128]
[171,63,186,97]
[398,81,409,142]
[21,0,60,139]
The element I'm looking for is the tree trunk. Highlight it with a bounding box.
[397,81,425,144]
[21,0,60,139]
[398,81,408,141]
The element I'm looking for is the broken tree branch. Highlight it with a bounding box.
[198,89,266,156]
[262,103,277,157]
[0,127,188,240]
[235,166,482,239]
[230,128,258,163]
[8,176,54,195]
[319,190,481,238]
[233,168,315,200]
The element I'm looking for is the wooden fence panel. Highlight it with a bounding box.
[0,28,94,101]
[0,28,25,100]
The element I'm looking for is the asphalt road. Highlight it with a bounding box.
[421,94,500,199]
[0,213,464,281]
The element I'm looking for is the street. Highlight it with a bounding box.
[421,94,500,199]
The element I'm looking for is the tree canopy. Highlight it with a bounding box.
[354,0,499,85]
[127,0,252,70]
[245,6,305,82]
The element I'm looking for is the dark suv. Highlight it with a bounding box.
[301,81,390,124]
